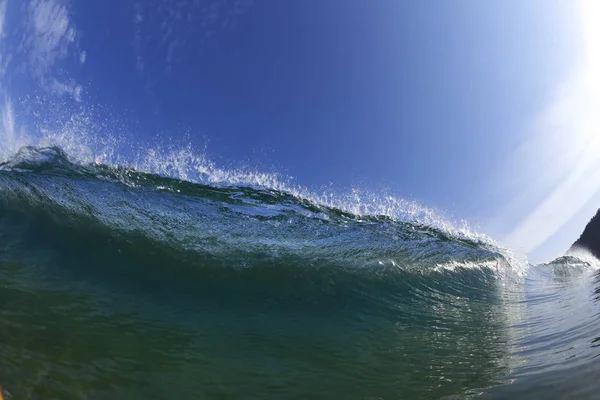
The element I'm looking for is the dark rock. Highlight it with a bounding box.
[571,209,600,259]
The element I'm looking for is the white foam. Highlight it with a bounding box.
[563,247,600,269]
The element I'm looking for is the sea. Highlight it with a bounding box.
[0,143,599,399]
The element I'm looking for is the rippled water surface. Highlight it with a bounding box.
[0,147,598,399]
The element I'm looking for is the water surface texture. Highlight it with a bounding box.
[0,147,599,399]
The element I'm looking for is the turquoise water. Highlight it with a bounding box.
[0,146,599,399]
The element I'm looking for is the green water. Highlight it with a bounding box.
[1,147,599,399]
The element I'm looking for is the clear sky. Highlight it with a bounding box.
[0,0,598,263]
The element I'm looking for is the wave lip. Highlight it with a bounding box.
[0,145,75,172]
[0,145,521,277]
[2,143,508,243]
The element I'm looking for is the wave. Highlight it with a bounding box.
[1,146,599,400]
[0,146,529,308]
[0,146,514,262]
[0,148,527,400]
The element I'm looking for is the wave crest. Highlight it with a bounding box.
[0,145,525,279]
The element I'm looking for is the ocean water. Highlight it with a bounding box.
[0,145,599,399]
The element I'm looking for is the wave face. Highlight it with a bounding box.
[0,146,599,399]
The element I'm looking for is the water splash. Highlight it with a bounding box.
[0,96,525,274]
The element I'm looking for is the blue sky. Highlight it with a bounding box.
[0,0,598,263]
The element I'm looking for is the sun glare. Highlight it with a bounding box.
[580,0,600,73]
[577,0,600,165]
[502,0,600,257]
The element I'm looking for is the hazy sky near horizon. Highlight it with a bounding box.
[0,0,597,263]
